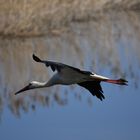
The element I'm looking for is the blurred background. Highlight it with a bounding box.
[0,0,140,140]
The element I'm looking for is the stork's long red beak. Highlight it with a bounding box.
[14,85,30,95]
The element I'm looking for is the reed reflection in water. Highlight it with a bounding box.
[0,11,140,140]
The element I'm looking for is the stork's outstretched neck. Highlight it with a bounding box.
[15,81,47,95]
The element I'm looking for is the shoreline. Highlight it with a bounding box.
[0,0,140,37]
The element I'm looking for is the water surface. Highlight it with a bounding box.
[0,11,140,140]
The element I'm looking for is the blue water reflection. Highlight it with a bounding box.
[0,11,140,140]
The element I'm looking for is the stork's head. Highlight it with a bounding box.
[14,81,43,95]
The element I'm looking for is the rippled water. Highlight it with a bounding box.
[0,11,140,140]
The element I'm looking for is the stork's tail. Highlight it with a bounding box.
[105,78,128,85]
[33,54,43,63]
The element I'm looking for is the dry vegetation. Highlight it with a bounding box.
[0,0,140,36]
[0,10,140,117]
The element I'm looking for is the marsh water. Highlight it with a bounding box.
[0,11,140,140]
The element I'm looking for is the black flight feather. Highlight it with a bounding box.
[78,81,105,101]
[32,54,93,75]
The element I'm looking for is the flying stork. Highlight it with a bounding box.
[14,54,128,101]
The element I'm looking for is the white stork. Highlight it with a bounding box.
[14,54,128,101]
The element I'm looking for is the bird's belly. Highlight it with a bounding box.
[60,72,90,85]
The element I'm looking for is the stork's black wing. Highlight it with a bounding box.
[32,54,93,75]
[33,54,63,72]
[78,81,105,101]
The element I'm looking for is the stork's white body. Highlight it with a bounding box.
[49,69,89,85]
[14,54,128,101]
